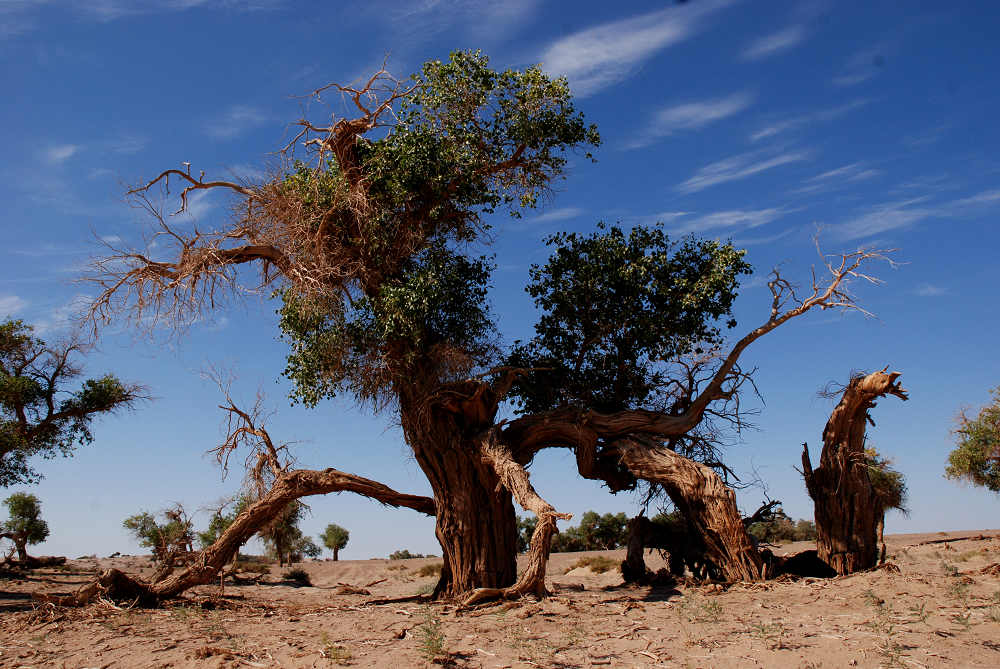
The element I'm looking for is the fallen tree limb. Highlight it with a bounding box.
[46,466,434,606]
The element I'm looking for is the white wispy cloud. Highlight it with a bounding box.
[3,1,282,37]
[793,162,882,194]
[205,105,271,140]
[678,150,809,193]
[529,207,585,223]
[832,43,892,87]
[31,294,89,335]
[384,0,538,40]
[749,99,869,142]
[627,92,753,149]
[741,25,805,61]
[0,295,28,316]
[733,227,798,246]
[44,144,81,164]
[670,208,786,234]
[835,188,1000,240]
[914,283,946,297]
[951,189,1000,207]
[540,0,736,97]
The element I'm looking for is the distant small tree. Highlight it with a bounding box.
[260,500,311,566]
[946,387,1000,492]
[516,515,538,552]
[320,523,349,561]
[1,492,49,561]
[747,507,817,544]
[0,319,142,486]
[550,510,629,552]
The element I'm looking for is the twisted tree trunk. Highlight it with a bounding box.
[613,439,763,581]
[802,369,907,575]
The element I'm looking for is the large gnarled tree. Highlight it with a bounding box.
[85,51,891,602]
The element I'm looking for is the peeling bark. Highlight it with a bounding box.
[612,439,762,582]
[802,369,907,575]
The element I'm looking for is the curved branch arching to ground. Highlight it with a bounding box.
[47,467,434,607]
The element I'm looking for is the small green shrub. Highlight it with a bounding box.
[416,562,443,577]
[282,567,312,586]
[564,556,619,574]
[417,609,446,661]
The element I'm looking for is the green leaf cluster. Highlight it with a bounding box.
[865,448,908,513]
[746,507,817,543]
[276,50,598,408]
[123,508,193,562]
[508,223,752,413]
[946,387,1000,492]
[281,243,496,407]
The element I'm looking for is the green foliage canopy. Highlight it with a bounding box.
[0,319,140,486]
[275,50,599,409]
[2,492,49,550]
[508,224,752,414]
[946,387,1000,492]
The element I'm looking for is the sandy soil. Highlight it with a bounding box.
[2,530,1000,668]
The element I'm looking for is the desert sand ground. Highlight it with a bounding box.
[2,530,1000,668]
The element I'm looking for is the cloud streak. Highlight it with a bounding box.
[540,0,736,97]
[678,150,809,193]
[836,188,1000,240]
[741,25,805,61]
[627,92,753,149]
[44,144,80,164]
[669,208,786,234]
[749,99,868,142]
[205,105,271,140]
[0,295,28,317]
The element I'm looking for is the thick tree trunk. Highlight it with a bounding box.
[412,434,518,599]
[333,548,339,561]
[401,383,522,601]
[802,369,907,575]
[622,516,652,583]
[613,439,763,582]
[15,540,27,562]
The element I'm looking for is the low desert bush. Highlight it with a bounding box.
[234,560,270,574]
[416,562,443,577]
[564,556,619,574]
[282,567,312,586]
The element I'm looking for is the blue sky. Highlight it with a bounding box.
[2,0,999,560]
